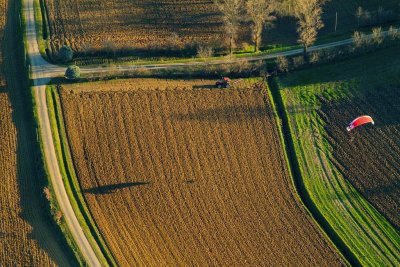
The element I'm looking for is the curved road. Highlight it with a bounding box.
[24,0,102,266]
[23,0,393,266]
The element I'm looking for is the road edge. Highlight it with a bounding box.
[46,85,117,266]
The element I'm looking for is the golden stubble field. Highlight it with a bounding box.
[44,0,227,53]
[0,96,56,266]
[60,79,344,266]
[0,0,72,265]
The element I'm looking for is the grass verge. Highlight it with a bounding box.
[46,84,117,267]
[263,80,351,265]
[266,78,358,266]
[17,0,81,264]
[31,88,86,266]
[32,0,49,60]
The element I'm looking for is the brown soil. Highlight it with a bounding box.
[319,87,400,229]
[44,0,230,53]
[0,0,74,265]
[60,79,344,266]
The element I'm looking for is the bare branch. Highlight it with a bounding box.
[246,0,277,52]
[294,0,327,55]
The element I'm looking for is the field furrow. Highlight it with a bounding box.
[59,79,345,266]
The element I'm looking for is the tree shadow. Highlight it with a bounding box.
[279,45,400,89]
[4,0,78,265]
[83,182,151,195]
[192,84,216,89]
[170,105,271,123]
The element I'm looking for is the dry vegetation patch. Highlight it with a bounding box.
[60,79,344,266]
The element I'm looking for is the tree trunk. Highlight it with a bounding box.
[303,45,307,56]
[303,45,309,62]
[254,33,258,53]
[230,35,233,57]
[254,25,259,53]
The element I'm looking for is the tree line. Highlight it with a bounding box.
[215,0,327,56]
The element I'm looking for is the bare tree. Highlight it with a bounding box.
[276,56,289,72]
[294,0,327,56]
[371,27,383,45]
[215,0,243,56]
[388,26,400,40]
[352,31,366,48]
[280,0,296,16]
[196,45,214,58]
[355,6,364,27]
[246,0,277,52]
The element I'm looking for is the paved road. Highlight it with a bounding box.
[33,36,355,78]
[24,0,102,266]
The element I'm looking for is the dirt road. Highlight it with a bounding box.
[23,0,393,265]
[24,0,101,266]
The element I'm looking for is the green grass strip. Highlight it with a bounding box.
[46,85,117,266]
[33,87,86,266]
[33,0,49,59]
[276,47,400,266]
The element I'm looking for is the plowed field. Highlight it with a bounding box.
[59,79,344,266]
[0,0,74,265]
[279,46,400,265]
[319,87,400,229]
[44,0,225,53]
[42,0,399,57]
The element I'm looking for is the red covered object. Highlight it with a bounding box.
[347,115,374,131]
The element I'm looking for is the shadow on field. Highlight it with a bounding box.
[192,84,215,89]
[171,105,272,122]
[3,0,79,265]
[83,182,151,195]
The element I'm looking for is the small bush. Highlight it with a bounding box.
[65,65,81,80]
[54,211,63,225]
[372,27,383,45]
[166,32,180,49]
[309,50,322,64]
[43,187,51,201]
[292,56,306,69]
[275,56,289,73]
[196,45,214,58]
[388,26,400,40]
[58,45,73,63]
[353,31,366,48]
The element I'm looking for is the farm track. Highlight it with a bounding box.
[25,0,101,265]
[59,81,344,266]
[24,0,400,264]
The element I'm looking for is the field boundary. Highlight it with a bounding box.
[32,87,86,265]
[262,80,352,265]
[7,0,81,265]
[32,0,49,59]
[266,77,360,266]
[45,84,117,266]
[32,0,400,67]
